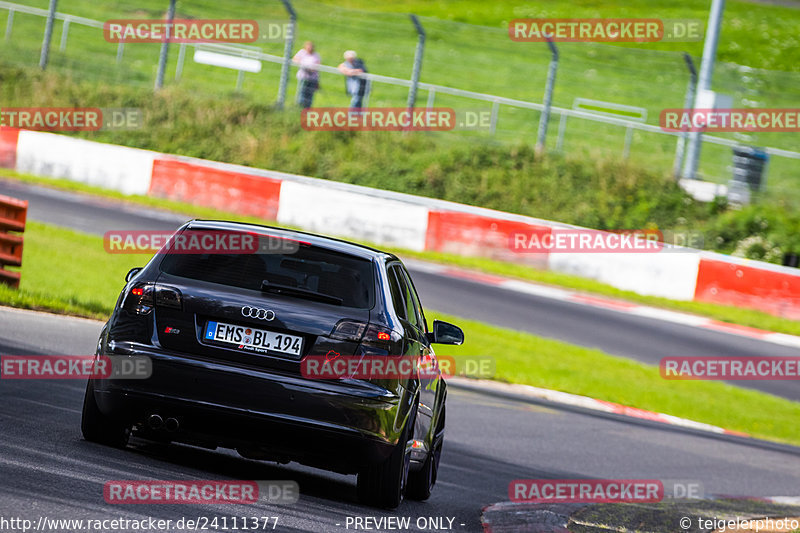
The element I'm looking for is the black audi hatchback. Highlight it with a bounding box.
[82,220,463,509]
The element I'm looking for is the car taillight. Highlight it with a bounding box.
[122,283,154,315]
[330,320,367,342]
[155,285,183,310]
[360,324,403,355]
[330,321,402,354]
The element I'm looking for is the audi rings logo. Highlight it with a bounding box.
[242,306,276,321]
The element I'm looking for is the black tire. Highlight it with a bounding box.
[406,405,445,501]
[357,401,417,509]
[81,380,130,448]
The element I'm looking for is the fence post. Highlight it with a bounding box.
[556,113,567,152]
[276,0,296,109]
[175,42,186,80]
[154,0,176,91]
[363,80,372,108]
[59,18,69,51]
[0,195,27,289]
[490,100,499,135]
[535,36,558,154]
[5,9,13,41]
[683,0,725,179]
[39,0,58,70]
[407,15,425,108]
[116,40,125,63]
[623,126,633,159]
[673,53,698,180]
[426,87,435,109]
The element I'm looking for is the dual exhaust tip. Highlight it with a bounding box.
[147,414,179,432]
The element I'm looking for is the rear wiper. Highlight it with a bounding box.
[260,280,343,306]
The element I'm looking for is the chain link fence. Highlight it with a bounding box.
[1,0,799,201]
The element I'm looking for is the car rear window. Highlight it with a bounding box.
[159,236,375,309]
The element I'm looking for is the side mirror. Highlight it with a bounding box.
[428,320,464,345]
[125,267,143,283]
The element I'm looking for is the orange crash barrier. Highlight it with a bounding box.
[0,194,28,288]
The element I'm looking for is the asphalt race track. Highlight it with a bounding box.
[1,306,800,532]
[2,178,799,403]
[1,179,800,531]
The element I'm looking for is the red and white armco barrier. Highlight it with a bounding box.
[1,128,798,319]
[15,130,156,195]
[0,128,20,169]
[150,157,282,220]
[277,180,430,251]
[694,254,800,318]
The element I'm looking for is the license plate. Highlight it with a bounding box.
[204,321,303,357]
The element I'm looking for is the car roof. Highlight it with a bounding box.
[185,219,399,262]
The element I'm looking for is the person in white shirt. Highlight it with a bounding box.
[292,41,321,108]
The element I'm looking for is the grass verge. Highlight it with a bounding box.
[4,61,800,253]
[0,221,150,320]
[2,221,799,445]
[3,170,800,337]
[431,310,800,446]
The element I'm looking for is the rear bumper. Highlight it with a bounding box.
[94,342,415,472]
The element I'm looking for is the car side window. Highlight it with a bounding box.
[391,265,421,330]
[387,266,407,320]
[399,267,427,333]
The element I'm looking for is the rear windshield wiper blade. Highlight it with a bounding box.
[261,280,343,306]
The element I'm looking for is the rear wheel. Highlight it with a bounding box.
[357,402,417,509]
[406,405,444,501]
[81,380,130,448]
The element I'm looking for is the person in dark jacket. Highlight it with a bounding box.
[338,50,368,109]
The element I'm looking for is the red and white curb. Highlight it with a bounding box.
[406,259,800,350]
[449,377,749,437]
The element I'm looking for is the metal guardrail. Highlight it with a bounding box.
[2,1,799,165]
[0,194,27,288]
